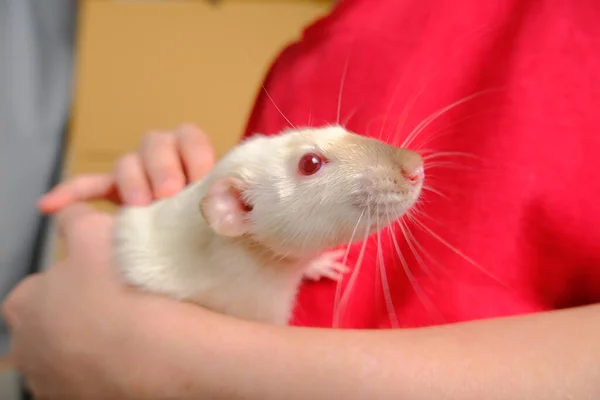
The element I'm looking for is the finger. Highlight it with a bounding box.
[37,174,119,214]
[175,124,216,182]
[55,203,111,246]
[55,203,116,272]
[141,131,187,199]
[113,153,153,206]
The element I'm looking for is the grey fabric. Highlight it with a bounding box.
[0,0,77,356]
[0,369,19,400]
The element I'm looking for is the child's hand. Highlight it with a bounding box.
[38,124,216,214]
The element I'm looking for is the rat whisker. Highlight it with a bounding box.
[365,117,378,139]
[386,211,442,322]
[402,89,498,149]
[262,84,295,129]
[421,175,473,198]
[386,25,496,148]
[396,219,435,279]
[424,160,475,168]
[332,209,365,328]
[412,198,431,209]
[360,114,400,141]
[424,161,477,172]
[378,205,399,328]
[407,214,508,289]
[413,104,504,151]
[342,211,365,266]
[399,216,450,280]
[379,62,413,143]
[413,192,428,207]
[336,44,353,126]
[335,206,371,328]
[422,151,481,161]
[421,185,449,200]
[341,106,361,129]
[388,83,425,147]
[408,203,428,219]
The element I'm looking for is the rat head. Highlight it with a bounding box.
[200,126,424,257]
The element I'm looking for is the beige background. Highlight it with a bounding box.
[68,0,332,188]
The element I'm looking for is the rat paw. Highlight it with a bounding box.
[303,250,350,282]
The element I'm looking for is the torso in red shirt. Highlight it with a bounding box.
[242,0,600,329]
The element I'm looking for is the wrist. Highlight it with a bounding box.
[115,294,265,399]
[109,295,204,399]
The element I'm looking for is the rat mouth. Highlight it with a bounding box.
[353,191,418,222]
[351,176,423,224]
[372,204,410,222]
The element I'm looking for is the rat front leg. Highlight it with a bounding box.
[303,250,350,282]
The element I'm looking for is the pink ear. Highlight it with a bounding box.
[200,177,251,237]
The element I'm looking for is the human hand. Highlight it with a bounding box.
[2,203,215,399]
[3,204,130,398]
[38,124,216,213]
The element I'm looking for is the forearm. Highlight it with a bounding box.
[130,301,600,399]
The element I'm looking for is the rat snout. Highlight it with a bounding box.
[395,148,424,184]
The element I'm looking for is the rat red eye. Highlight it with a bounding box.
[298,153,325,176]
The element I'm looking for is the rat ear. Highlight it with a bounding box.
[200,177,251,237]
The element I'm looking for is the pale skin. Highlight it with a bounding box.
[3,124,600,399]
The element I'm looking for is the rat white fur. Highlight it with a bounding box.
[113,126,424,325]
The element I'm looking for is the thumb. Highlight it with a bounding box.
[55,203,116,275]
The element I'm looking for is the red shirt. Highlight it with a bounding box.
[242,0,600,329]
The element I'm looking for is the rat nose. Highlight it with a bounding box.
[395,148,424,184]
[402,165,424,183]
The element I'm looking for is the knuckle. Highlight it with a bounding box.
[142,130,162,142]
[114,153,139,172]
[177,123,202,138]
[143,130,174,148]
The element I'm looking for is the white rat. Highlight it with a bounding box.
[113,126,424,325]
